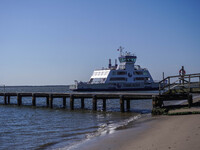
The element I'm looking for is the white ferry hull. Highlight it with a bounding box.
[70,82,159,91]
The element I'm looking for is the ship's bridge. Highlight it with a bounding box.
[118,55,137,64]
[117,51,137,70]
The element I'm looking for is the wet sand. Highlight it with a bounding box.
[80,114,200,150]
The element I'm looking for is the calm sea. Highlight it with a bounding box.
[0,86,154,150]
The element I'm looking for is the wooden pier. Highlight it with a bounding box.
[153,73,200,108]
[0,92,155,112]
[1,73,200,113]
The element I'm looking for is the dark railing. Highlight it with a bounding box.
[159,73,200,95]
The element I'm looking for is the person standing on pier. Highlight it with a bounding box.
[179,66,186,84]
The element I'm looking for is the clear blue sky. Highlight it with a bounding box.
[0,0,200,85]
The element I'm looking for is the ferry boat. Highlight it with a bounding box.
[70,47,159,91]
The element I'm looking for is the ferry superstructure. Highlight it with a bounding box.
[70,47,159,91]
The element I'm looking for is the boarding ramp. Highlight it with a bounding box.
[159,73,200,95]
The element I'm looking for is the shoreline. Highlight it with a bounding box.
[65,113,151,150]
[69,114,157,150]
[74,114,200,150]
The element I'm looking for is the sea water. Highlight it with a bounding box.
[0,86,154,150]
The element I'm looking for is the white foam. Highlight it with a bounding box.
[62,114,142,150]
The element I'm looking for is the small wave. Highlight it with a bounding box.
[91,114,142,137]
[64,114,142,150]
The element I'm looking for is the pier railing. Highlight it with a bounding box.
[159,73,200,95]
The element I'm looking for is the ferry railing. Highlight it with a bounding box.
[159,73,200,95]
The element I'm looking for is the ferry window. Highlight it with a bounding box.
[89,79,93,83]
[117,71,127,75]
[92,78,105,83]
[95,72,98,76]
[112,71,116,75]
[110,77,127,81]
[119,58,126,62]
[135,77,145,80]
[119,65,125,70]
[134,71,143,75]
[145,77,150,81]
[143,71,148,75]
[124,83,132,87]
[119,57,136,63]
[126,58,134,62]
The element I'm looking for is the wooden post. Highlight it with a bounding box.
[188,75,191,92]
[188,94,193,108]
[17,94,21,106]
[152,96,156,108]
[120,95,124,112]
[70,95,74,110]
[46,96,49,108]
[63,97,66,108]
[126,100,130,111]
[198,75,200,88]
[32,94,36,106]
[4,95,7,105]
[103,98,106,111]
[163,72,165,80]
[7,96,10,104]
[93,95,97,111]
[159,82,161,95]
[49,94,53,108]
[81,98,84,109]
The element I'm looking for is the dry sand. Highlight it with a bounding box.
[80,115,200,150]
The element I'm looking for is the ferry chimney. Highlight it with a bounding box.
[108,59,112,69]
[115,59,118,68]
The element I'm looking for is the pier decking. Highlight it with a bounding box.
[0,92,155,112]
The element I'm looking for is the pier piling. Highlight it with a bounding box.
[4,95,7,105]
[32,94,36,106]
[63,97,66,108]
[126,100,130,111]
[49,94,53,108]
[81,98,84,109]
[103,98,106,111]
[120,95,124,112]
[46,96,49,107]
[188,94,193,108]
[70,95,74,110]
[17,94,21,106]
[92,95,97,111]
[7,96,10,104]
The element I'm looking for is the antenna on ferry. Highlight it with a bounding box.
[117,46,124,56]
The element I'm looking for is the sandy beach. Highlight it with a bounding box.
[79,114,200,150]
